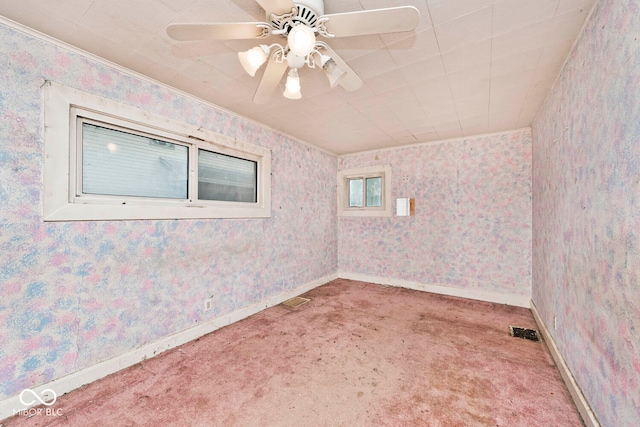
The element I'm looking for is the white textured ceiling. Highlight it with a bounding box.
[0,0,595,154]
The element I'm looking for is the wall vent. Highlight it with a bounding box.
[509,326,539,341]
[282,296,311,308]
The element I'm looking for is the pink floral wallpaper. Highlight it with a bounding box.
[0,23,337,400]
[338,129,532,299]
[532,0,640,425]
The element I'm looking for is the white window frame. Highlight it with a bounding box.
[43,81,271,221]
[337,165,392,217]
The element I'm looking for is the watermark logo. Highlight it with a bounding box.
[19,388,57,406]
[14,389,63,417]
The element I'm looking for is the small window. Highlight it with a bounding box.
[365,177,382,207]
[44,81,271,221]
[338,165,392,217]
[347,176,383,208]
[198,149,257,203]
[348,178,364,207]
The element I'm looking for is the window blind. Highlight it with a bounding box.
[82,123,189,199]
[198,149,257,203]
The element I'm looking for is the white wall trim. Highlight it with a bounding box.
[530,301,600,427]
[0,273,337,422]
[338,272,531,308]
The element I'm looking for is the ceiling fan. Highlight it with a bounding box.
[166,0,420,103]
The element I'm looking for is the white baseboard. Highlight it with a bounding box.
[531,301,600,427]
[338,272,531,308]
[0,273,337,422]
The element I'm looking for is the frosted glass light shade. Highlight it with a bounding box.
[283,68,302,99]
[287,25,316,57]
[238,46,269,76]
[321,55,346,88]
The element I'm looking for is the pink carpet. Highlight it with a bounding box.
[4,279,583,426]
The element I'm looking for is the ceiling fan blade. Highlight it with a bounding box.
[255,0,296,15]
[318,6,420,38]
[253,55,288,104]
[321,45,363,92]
[167,22,270,41]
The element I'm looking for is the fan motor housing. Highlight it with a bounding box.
[268,0,325,35]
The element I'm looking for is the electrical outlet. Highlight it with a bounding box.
[204,298,212,312]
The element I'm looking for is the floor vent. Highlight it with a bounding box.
[509,326,540,341]
[281,296,311,308]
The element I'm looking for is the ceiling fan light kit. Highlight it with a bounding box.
[167,0,420,103]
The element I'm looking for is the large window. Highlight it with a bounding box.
[337,166,392,217]
[44,82,271,221]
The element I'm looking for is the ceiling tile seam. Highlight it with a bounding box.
[513,49,544,128]
[491,3,593,51]
[552,0,561,18]
[428,2,490,27]
[75,0,95,26]
[380,24,432,51]
[339,34,388,61]
[337,106,387,146]
[524,1,600,126]
[388,100,430,141]
[132,39,191,79]
[514,1,598,127]
[423,0,463,135]
[445,78,467,136]
[423,1,440,63]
